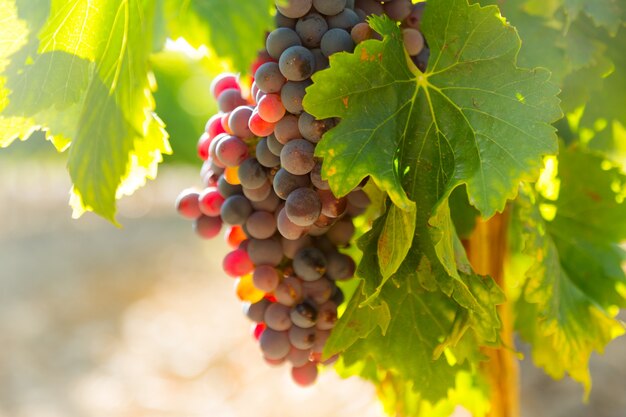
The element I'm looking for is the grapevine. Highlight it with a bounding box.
[175,0,430,386]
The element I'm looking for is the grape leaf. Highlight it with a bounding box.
[514,147,626,395]
[304,1,561,218]
[164,0,273,72]
[17,0,172,222]
[563,0,623,35]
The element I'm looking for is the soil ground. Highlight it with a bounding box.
[0,157,624,417]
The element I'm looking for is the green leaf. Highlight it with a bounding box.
[514,147,626,395]
[563,0,623,35]
[304,2,561,218]
[164,0,273,72]
[377,202,416,291]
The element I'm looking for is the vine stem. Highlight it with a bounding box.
[463,209,519,417]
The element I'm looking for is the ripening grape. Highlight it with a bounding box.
[310,160,330,190]
[266,133,285,156]
[225,225,247,248]
[249,110,276,137]
[260,328,291,360]
[280,139,316,175]
[279,46,315,81]
[326,218,355,246]
[251,190,281,212]
[221,195,253,225]
[274,276,304,306]
[274,114,302,144]
[298,112,337,143]
[326,8,360,30]
[293,247,327,281]
[257,93,286,123]
[206,114,227,139]
[351,22,375,44]
[282,235,313,259]
[244,298,270,323]
[277,207,310,240]
[320,28,355,56]
[197,132,211,160]
[287,346,311,367]
[243,181,273,202]
[326,251,356,280]
[354,0,384,15]
[273,168,311,199]
[384,0,412,21]
[317,189,347,218]
[402,27,425,56]
[310,48,329,71]
[275,10,297,28]
[236,274,266,303]
[301,277,333,304]
[246,210,278,239]
[193,215,223,239]
[198,187,225,217]
[217,175,243,198]
[266,27,302,59]
[256,137,281,168]
[228,106,255,139]
[223,248,254,277]
[347,189,371,208]
[296,13,328,48]
[275,0,313,19]
[210,73,240,98]
[237,158,267,189]
[291,362,318,386]
[404,2,426,30]
[316,301,338,330]
[248,238,284,266]
[313,0,346,16]
[286,187,322,227]
[281,80,312,114]
[290,301,318,328]
[216,135,249,167]
[264,302,293,331]
[288,325,316,349]
[218,88,247,112]
[176,189,202,219]
[255,62,287,93]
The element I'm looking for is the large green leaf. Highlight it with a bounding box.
[304,3,561,218]
[514,147,626,395]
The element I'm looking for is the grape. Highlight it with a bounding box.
[282,235,313,259]
[222,248,254,277]
[384,0,412,21]
[226,225,247,248]
[220,195,253,225]
[217,175,243,197]
[287,346,311,367]
[277,207,310,240]
[210,73,240,98]
[251,190,281,212]
[259,328,291,360]
[255,62,287,93]
[273,168,311,199]
[286,187,322,226]
[308,224,330,236]
[198,187,225,217]
[311,329,330,353]
[281,80,311,114]
[313,0,346,16]
[237,158,267,189]
[402,28,425,56]
[281,139,316,175]
[316,301,338,330]
[317,189,347,217]
[208,133,227,165]
[275,276,304,306]
[256,137,281,168]
[176,189,202,219]
[331,285,345,305]
[276,0,313,19]
[243,181,273,202]
[246,210,277,239]
[298,112,337,143]
[320,28,355,56]
[291,362,318,386]
[264,355,286,366]
[347,189,370,208]
[290,301,318,328]
[249,110,276,137]
[326,251,356,280]
[228,106,254,139]
[216,135,249,167]
[254,265,281,292]
[314,214,336,228]
[293,247,327,281]
[248,238,284,266]
[266,27,302,59]
[326,8,360,30]
[258,93,286,123]
[354,0,384,15]
[310,160,330,190]
[404,2,426,30]
[244,298,270,323]
[288,325,316,349]
[264,302,292,331]
[350,22,376,44]
[267,133,285,156]
[197,132,211,160]
[311,48,329,71]
[217,88,247,112]
[275,11,297,29]
[345,0,355,9]
[193,215,223,239]
[296,13,328,48]
[274,114,301,144]
[326,218,355,245]
[301,277,333,304]
[414,46,430,72]
[279,46,315,81]
[206,114,226,139]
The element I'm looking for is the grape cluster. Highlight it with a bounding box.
[176,0,428,387]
